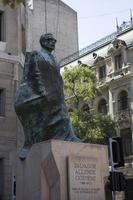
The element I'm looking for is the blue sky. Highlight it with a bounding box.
[63,0,133,49]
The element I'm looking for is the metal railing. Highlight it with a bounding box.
[114,109,130,122]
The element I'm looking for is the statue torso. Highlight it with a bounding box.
[15,49,64,111]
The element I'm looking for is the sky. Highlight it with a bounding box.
[62,0,133,50]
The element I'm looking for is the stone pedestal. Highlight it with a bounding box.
[16,140,109,200]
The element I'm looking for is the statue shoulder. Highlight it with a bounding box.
[26,50,49,66]
[28,50,43,63]
[31,50,41,57]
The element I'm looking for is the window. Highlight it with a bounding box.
[115,54,123,70]
[0,89,5,116]
[0,12,4,41]
[98,99,107,114]
[99,65,106,79]
[120,128,132,156]
[118,90,128,111]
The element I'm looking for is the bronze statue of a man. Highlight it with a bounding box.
[15,33,80,147]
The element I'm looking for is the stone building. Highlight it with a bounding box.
[26,0,79,61]
[61,20,133,199]
[0,1,78,199]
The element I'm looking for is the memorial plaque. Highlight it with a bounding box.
[68,156,105,200]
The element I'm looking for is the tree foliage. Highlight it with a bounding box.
[1,0,24,8]
[63,65,117,144]
[63,65,100,107]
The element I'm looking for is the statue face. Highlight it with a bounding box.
[43,37,56,52]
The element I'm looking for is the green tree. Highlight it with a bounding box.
[63,65,116,144]
[1,0,24,8]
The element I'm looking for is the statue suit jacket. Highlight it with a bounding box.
[15,49,65,112]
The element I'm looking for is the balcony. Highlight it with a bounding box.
[96,63,133,88]
[96,77,107,87]
[108,63,132,80]
[114,109,130,122]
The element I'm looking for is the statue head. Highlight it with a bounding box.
[40,33,57,52]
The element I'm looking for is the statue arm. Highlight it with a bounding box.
[27,51,46,96]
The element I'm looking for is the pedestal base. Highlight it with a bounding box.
[16,140,109,200]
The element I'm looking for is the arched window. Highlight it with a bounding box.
[98,99,107,114]
[118,90,128,111]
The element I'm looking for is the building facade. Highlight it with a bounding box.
[61,21,133,199]
[0,1,79,199]
[26,0,79,61]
